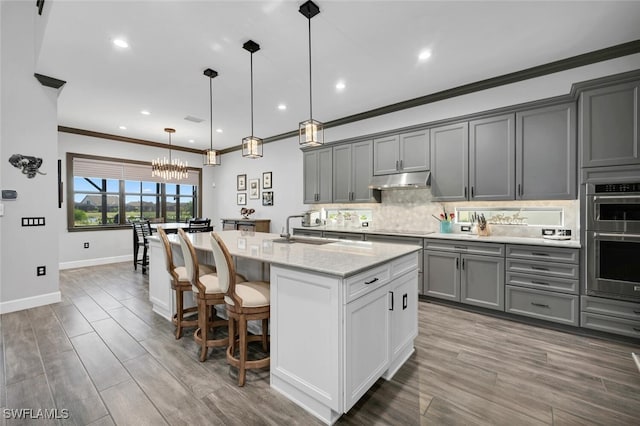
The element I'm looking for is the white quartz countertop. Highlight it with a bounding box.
[160,230,422,277]
[293,226,581,248]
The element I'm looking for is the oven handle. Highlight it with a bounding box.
[592,195,640,200]
[594,232,640,240]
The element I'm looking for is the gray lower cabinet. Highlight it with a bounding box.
[516,102,577,199]
[423,239,505,311]
[303,148,332,204]
[373,130,429,175]
[505,244,579,326]
[322,231,365,241]
[333,140,376,203]
[580,79,640,168]
[581,296,640,339]
[430,122,469,201]
[469,113,515,201]
[292,228,323,238]
[365,234,424,294]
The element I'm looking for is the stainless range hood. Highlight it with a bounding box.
[368,171,431,190]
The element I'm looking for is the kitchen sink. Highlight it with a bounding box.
[271,237,333,245]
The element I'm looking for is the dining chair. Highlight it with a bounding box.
[157,227,215,339]
[177,229,246,361]
[210,232,270,386]
[132,220,152,274]
[188,218,212,233]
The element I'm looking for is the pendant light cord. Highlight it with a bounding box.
[168,132,172,163]
[250,52,254,136]
[308,16,313,121]
[209,76,213,150]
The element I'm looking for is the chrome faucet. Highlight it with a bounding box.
[280,214,305,241]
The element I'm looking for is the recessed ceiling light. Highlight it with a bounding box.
[216,128,223,133]
[119,125,127,130]
[277,104,287,111]
[188,139,195,143]
[336,81,346,91]
[418,49,432,61]
[140,110,150,115]
[113,39,129,48]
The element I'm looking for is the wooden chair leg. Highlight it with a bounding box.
[198,300,208,362]
[238,316,247,387]
[175,289,183,339]
[228,316,236,358]
[261,318,269,351]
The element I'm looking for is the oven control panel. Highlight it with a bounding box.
[594,183,640,193]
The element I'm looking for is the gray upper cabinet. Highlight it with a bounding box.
[373,130,429,175]
[469,113,515,201]
[516,102,577,200]
[333,140,376,203]
[580,80,640,168]
[303,147,332,204]
[430,121,469,201]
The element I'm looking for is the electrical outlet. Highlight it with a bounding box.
[37,266,46,276]
[84,242,90,249]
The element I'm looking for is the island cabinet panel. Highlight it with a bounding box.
[516,102,577,199]
[430,121,469,201]
[468,113,515,201]
[580,79,640,168]
[303,147,333,204]
[387,269,418,377]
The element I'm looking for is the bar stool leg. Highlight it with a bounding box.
[238,316,247,387]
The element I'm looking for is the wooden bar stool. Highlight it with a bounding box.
[210,232,270,386]
[157,227,214,339]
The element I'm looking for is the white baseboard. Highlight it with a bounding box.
[59,255,130,270]
[0,291,61,314]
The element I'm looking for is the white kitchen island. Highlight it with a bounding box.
[147,230,421,425]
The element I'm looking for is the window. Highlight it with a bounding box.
[67,153,201,231]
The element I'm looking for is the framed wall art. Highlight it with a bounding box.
[262,171,272,189]
[237,193,246,205]
[262,191,273,206]
[249,178,260,199]
[237,174,247,191]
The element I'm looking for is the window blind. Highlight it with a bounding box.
[73,157,200,185]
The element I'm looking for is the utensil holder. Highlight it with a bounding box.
[440,221,452,233]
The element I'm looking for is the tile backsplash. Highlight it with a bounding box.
[315,188,579,239]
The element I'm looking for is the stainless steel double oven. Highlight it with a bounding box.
[586,182,640,302]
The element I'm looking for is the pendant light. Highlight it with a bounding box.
[242,40,263,158]
[298,0,324,148]
[152,128,188,180]
[203,68,221,166]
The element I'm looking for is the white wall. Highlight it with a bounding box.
[1,1,61,313]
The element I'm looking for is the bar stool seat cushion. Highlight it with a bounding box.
[195,272,247,295]
[225,281,270,308]
[174,264,215,282]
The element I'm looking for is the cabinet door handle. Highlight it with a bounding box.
[532,252,550,257]
[464,187,468,199]
[400,159,403,170]
[531,280,550,286]
[518,183,522,197]
[364,277,379,285]
[389,291,394,311]
[471,186,474,198]
[531,302,550,308]
[461,259,465,270]
[396,160,399,171]
[403,293,408,310]
[531,266,549,271]
[456,258,459,269]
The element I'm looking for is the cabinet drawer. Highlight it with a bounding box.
[345,264,390,303]
[581,296,640,321]
[506,245,579,264]
[424,239,504,257]
[323,231,365,241]
[507,272,579,295]
[390,252,419,280]
[237,224,256,232]
[506,285,579,326]
[581,312,640,339]
[506,259,578,280]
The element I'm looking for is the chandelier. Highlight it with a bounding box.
[152,128,188,180]
[298,0,324,147]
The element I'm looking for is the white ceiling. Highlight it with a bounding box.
[37,1,640,152]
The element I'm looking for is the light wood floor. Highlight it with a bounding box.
[1,262,639,425]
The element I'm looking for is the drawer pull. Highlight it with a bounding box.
[531,302,550,308]
[531,266,549,271]
[531,280,550,286]
[364,278,379,285]
[531,252,550,256]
